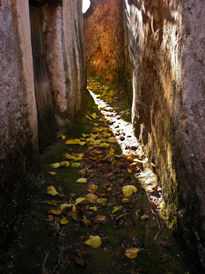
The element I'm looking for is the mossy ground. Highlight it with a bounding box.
[1,79,192,274]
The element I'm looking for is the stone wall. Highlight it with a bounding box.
[0,0,85,192]
[0,0,38,189]
[127,0,205,266]
[83,0,129,85]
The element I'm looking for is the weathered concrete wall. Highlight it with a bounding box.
[127,0,205,266]
[0,0,38,188]
[83,0,129,84]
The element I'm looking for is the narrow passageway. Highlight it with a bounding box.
[4,78,190,274]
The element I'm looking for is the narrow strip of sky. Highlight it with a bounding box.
[82,0,91,13]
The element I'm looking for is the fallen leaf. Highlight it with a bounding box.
[75,257,86,266]
[86,206,98,211]
[122,185,137,197]
[50,163,60,169]
[75,197,86,205]
[84,235,102,248]
[94,215,107,224]
[107,137,117,143]
[87,184,98,194]
[99,143,110,148]
[86,193,98,203]
[112,206,119,214]
[81,215,91,226]
[48,215,54,222]
[122,198,130,204]
[60,217,69,225]
[65,139,81,145]
[47,186,58,196]
[72,163,81,168]
[76,178,88,183]
[97,198,108,206]
[125,248,141,259]
[140,214,150,221]
[48,207,63,215]
[48,171,57,176]
[48,200,57,206]
[59,161,69,167]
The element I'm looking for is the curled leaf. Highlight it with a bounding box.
[84,235,102,248]
[125,248,141,259]
[47,186,58,196]
[76,178,88,184]
[122,185,137,197]
[140,214,150,221]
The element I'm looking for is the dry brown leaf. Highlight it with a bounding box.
[94,215,107,224]
[86,193,98,203]
[87,184,98,194]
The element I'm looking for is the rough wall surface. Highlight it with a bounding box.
[127,0,205,266]
[30,0,85,141]
[0,0,38,188]
[83,0,129,84]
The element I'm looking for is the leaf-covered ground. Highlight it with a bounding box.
[1,78,193,273]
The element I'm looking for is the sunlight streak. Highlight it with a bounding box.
[89,89,164,213]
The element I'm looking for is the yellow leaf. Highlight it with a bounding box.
[84,235,102,248]
[108,147,115,157]
[75,197,86,205]
[112,206,119,214]
[107,137,117,143]
[48,172,57,176]
[87,184,98,193]
[86,115,92,120]
[65,139,81,145]
[47,186,58,196]
[50,163,60,169]
[86,206,98,211]
[61,135,66,140]
[99,143,110,148]
[48,200,57,206]
[59,161,69,167]
[122,198,130,204]
[91,112,98,119]
[122,185,137,197]
[48,207,62,215]
[80,142,86,146]
[72,163,81,168]
[86,193,98,203]
[127,168,132,174]
[74,154,84,161]
[76,178,88,183]
[72,205,77,212]
[60,217,69,225]
[94,215,107,224]
[97,198,108,206]
[59,203,73,210]
[125,248,141,259]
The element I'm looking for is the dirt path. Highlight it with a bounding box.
[3,80,191,274]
